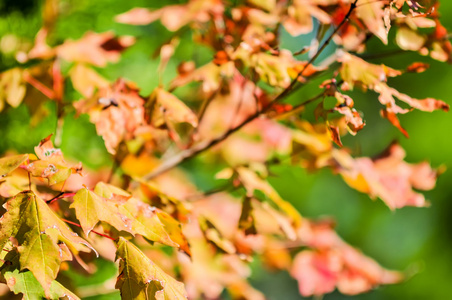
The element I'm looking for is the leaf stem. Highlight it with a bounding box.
[61,218,116,241]
[46,192,76,204]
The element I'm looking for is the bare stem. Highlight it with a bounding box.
[61,218,116,241]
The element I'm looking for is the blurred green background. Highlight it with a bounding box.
[0,0,451,299]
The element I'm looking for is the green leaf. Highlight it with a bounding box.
[1,250,79,299]
[0,191,94,295]
[4,269,80,300]
[115,237,187,300]
[0,154,28,177]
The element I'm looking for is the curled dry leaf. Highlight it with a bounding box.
[24,135,82,185]
[339,52,448,136]
[74,80,146,154]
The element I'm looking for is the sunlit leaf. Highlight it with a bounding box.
[0,191,93,295]
[0,154,28,178]
[115,237,188,300]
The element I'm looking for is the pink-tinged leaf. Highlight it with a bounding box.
[56,31,135,67]
[115,7,162,25]
[291,250,341,297]
[292,219,403,297]
[338,143,438,209]
[116,1,224,32]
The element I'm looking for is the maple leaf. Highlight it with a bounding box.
[69,64,110,98]
[339,52,448,135]
[236,166,302,234]
[73,183,187,250]
[149,88,198,128]
[115,237,188,300]
[0,68,26,112]
[199,216,236,254]
[291,219,402,297]
[337,143,438,209]
[283,0,331,36]
[1,251,80,300]
[0,154,28,178]
[71,187,132,235]
[115,0,224,32]
[355,0,388,44]
[0,191,93,295]
[24,135,82,186]
[74,80,146,154]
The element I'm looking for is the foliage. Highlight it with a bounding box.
[0,0,450,299]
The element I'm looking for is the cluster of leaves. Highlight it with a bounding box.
[0,0,450,299]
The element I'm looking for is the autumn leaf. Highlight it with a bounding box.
[56,31,134,67]
[94,182,187,250]
[149,88,198,128]
[0,191,93,295]
[115,237,188,300]
[74,183,186,249]
[74,79,146,154]
[24,135,82,185]
[69,64,110,98]
[119,198,181,248]
[115,1,223,32]
[0,68,26,112]
[339,52,448,135]
[291,219,402,297]
[355,0,388,44]
[0,154,28,178]
[199,216,236,254]
[71,187,132,235]
[337,143,438,209]
[238,197,257,235]
[236,167,302,231]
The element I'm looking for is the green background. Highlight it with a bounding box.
[0,0,451,299]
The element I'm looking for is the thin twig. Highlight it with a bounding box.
[142,0,359,180]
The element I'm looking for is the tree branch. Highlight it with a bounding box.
[142,0,359,181]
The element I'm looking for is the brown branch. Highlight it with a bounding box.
[142,0,359,181]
